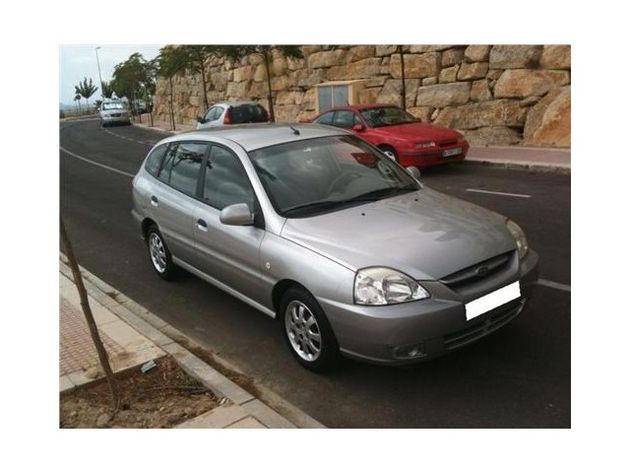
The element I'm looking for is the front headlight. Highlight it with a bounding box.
[506,219,529,259]
[415,141,436,148]
[354,267,430,305]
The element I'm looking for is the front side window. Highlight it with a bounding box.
[249,135,419,218]
[332,110,356,129]
[158,142,207,196]
[144,144,168,176]
[202,146,255,211]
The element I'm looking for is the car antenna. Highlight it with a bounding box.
[289,125,300,135]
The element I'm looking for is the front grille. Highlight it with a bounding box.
[110,113,121,117]
[444,299,524,350]
[440,251,512,288]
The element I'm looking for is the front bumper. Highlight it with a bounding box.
[398,141,470,168]
[321,249,539,365]
[101,114,131,124]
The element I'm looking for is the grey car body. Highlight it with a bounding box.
[131,124,538,368]
[100,100,130,126]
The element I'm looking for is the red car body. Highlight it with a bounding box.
[310,104,469,169]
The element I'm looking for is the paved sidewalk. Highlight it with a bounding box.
[133,116,570,172]
[466,145,570,172]
[59,256,322,428]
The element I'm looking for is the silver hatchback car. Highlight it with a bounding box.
[132,124,538,371]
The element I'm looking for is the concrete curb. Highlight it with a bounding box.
[463,158,570,174]
[59,255,324,428]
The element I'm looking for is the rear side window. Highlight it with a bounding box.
[202,146,255,210]
[315,111,334,125]
[144,144,168,176]
[230,104,269,124]
[158,143,207,196]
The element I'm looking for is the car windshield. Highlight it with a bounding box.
[359,106,418,127]
[102,102,124,110]
[230,104,269,124]
[249,135,420,218]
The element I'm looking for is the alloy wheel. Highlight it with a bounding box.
[284,300,322,362]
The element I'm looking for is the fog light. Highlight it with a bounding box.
[393,343,425,360]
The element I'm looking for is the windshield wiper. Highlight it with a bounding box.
[283,200,345,217]
[347,185,418,202]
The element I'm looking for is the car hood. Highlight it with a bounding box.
[280,187,515,280]
[372,122,462,142]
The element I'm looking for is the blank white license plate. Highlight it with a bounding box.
[442,147,462,157]
[465,281,521,321]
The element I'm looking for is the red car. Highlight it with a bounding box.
[311,104,469,168]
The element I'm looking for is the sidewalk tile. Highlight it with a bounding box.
[176,404,249,428]
[240,399,296,428]
[227,416,266,429]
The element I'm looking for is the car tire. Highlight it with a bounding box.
[379,145,398,162]
[146,224,177,280]
[280,287,339,372]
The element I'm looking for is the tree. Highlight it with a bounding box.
[177,45,223,111]
[221,45,304,122]
[156,46,188,131]
[111,53,157,124]
[60,216,120,412]
[75,77,98,111]
[101,81,114,99]
[74,93,82,114]
[396,46,407,111]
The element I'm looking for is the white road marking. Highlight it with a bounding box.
[59,146,135,178]
[536,279,571,292]
[466,188,532,198]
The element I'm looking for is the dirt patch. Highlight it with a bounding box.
[171,335,262,399]
[60,356,221,428]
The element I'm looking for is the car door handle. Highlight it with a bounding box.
[150,196,159,207]
[196,219,208,232]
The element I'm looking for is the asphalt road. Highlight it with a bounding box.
[60,119,570,428]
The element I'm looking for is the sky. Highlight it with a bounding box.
[59,44,163,106]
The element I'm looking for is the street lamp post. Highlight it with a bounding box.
[95,46,104,105]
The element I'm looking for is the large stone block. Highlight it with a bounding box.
[457,62,489,80]
[377,79,419,107]
[494,69,570,98]
[463,126,522,145]
[407,106,434,122]
[346,45,376,62]
[389,53,440,79]
[233,65,255,83]
[439,65,459,83]
[523,86,570,147]
[375,45,397,56]
[434,99,527,129]
[470,79,492,102]
[308,49,347,68]
[415,82,470,108]
[408,45,453,53]
[464,45,491,62]
[441,47,465,67]
[327,57,382,80]
[540,45,571,69]
[489,45,543,69]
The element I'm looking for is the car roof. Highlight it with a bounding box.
[320,103,400,113]
[212,101,262,107]
[159,123,349,152]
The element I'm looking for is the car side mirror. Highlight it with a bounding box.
[220,203,254,226]
[197,116,205,123]
[406,166,421,181]
[352,123,365,132]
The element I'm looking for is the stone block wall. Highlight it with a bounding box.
[153,45,570,147]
